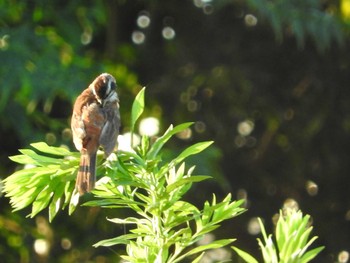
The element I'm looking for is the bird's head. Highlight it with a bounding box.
[90,73,118,105]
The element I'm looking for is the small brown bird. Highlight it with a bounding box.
[71,73,120,195]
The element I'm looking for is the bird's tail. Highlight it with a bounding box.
[76,151,96,195]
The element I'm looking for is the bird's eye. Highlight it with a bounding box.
[110,81,116,90]
[99,85,107,98]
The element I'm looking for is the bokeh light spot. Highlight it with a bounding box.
[338,250,349,263]
[244,14,258,27]
[234,135,246,147]
[203,4,214,15]
[139,117,160,136]
[61,238,72,250]
[176,128,192,140]
[118,133,141,152]
[187,100,199,112]
[132,31,145,44]
[81,28,92,45]
[237,188,249,207]
[284,108,295,120]
[62,128,72,141]
[137,13,151,28]
[247,217,261,235]
[283,198,299,212]
[345,210,350,221]
[162,26,176,40]
[237,120,254,136]
[197,233,215,246]
[305,180,318,196]
[45,133,57,145]
[0,34,10,50]
[34,239,49,256]
[194,121,206,133]
[202,87,214,98]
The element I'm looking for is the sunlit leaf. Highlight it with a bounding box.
[83,198,143,208]
[147,122,193,159]
[68,190,80,215]
[9,154,41,165]
[31,185,54,218]
[20,149,63,164]
[195,224,220,237]
[31,142,72,156]
[166,176,211,193]
[300,246,325,263]
[131,87,145,132]
[181,239,235,258]
[108,217,144,224]
[93,234,138,247]
[173,141,214,165]
[191,252,205,263]
[48,183,66,222]
[63,181,74,210]
[11,187,41,211]
[232,246,259,263]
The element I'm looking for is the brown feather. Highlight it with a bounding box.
[76,151,96,195]
[71,73,120,195]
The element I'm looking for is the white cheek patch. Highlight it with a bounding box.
[106,82,111,96]
[91,85,97,96]
[90,85,102,104]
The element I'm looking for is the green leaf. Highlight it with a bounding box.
[83,198,143,208]
[300,246,325,263]
[173,141,214,165]
[31,185,54,217]
[296,227,314,254]
[131,87,145,132]
[195,224,221,237]
[48,183,66,222]
[11,187,41,211]
[69,190,80,215]
[258,217,269,242]
[18,149,63,165]
[9,154,41,165]
[232,246,259,263]
[178,239,235,261]
[172,201,200,214]
[93,234,138,247]
[191,252,205,263]
[31,142,72,156]
[167,227,192,242]
[166,176,211,193]
[107,217,143,224]
[63,181,74,210]
[147,122,194,159]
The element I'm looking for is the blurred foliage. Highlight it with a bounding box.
[234,208,324,262]
[246,0,344,50]
[1,0,350,262]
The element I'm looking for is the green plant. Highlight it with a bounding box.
[3,88,246,262]
[2,89,325,262]
[85,124,246,262]
[247,0,343,50]
[233,208,325,263]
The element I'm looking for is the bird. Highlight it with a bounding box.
[71,73,120,195]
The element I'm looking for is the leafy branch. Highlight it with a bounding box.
[3,142,81,222]
[3,88,246,262]
[233,208,325,263]
[2,88,324,262]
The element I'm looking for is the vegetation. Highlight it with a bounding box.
[3,89,323,262]
[1,0,350,262]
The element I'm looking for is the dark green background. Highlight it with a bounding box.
[1,0,350,262]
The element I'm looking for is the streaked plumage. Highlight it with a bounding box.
[71,73,120,195]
